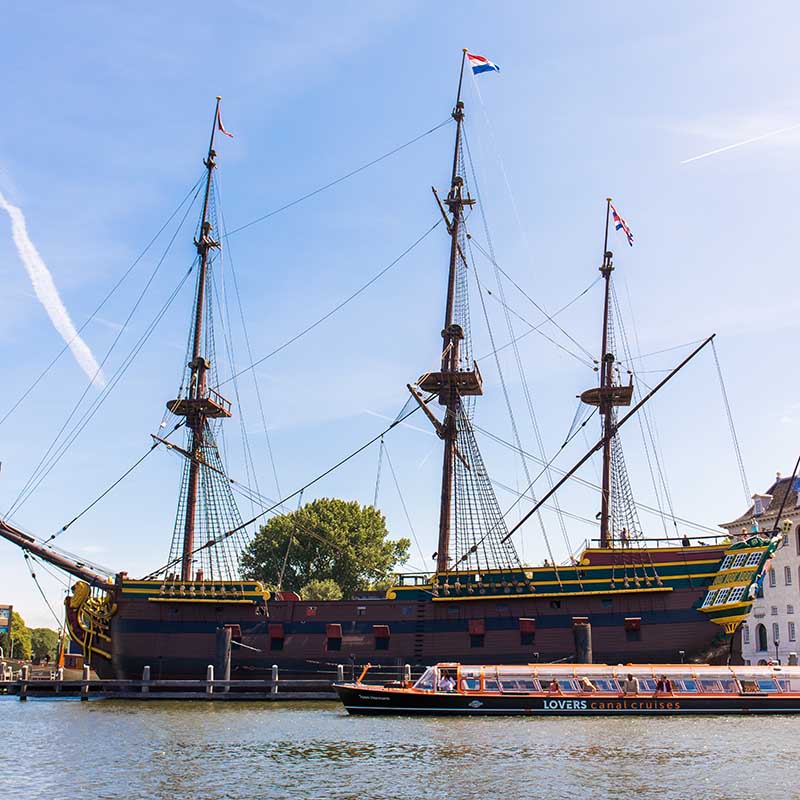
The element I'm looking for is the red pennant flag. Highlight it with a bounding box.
[217,106,233,138]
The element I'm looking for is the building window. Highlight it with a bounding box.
[773,622,780,644]
[743,625,750,645]
[790,622,797,642]
[797,525,800,555]
[788,605,795,615]
[769,568,777,588]
[785,566,793,586]
[771,606,779,616]
[783,534,790,546]
[756,623,768,651]
[470,634,485,648]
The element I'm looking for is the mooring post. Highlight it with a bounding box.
[404,664,412,685]
[206,664,214,695]
[573,622,593,664]
[80,664,90,701]
[142,665,151,694]
[336,664,344,683]
[19,664,29,702]
[55,666,64,694]
[271,664,279,695]
[215,627,232,694]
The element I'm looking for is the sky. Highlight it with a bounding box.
[3,2,800,627]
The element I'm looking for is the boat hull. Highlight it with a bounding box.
[100,585,732,679]
[334,684,800,716]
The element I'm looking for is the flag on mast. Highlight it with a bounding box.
[610,202,634,247]
[217,105,234,138]
[467,53,500,75]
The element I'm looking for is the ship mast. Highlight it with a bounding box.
[598,199,614,547]
[167,97,232,582]
[434,51,479,574]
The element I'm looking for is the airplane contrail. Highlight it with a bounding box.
[0,191,106,387]
[681,122,800,164]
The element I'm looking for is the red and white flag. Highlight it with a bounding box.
[217,106,234,138]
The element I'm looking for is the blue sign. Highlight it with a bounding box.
[0,605,12,635]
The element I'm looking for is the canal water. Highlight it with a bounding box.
[1,698,795,799]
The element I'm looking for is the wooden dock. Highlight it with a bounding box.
[1,663,416,702]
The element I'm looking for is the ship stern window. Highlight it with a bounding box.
[326,623,343,652]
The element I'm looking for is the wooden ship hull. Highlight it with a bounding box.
[64,541,764,680]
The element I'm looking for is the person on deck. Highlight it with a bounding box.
[547,678,562,694]
[620,528,629,548]
[655,675,673,694]
[623,674,639,695]
[681,534,691,547]
[439,674,455,692]
[579,676,597,693]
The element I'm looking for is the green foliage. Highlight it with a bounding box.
[241,497,410,599]
[0,611,32,661]
[300,578,344,601]
[31,628,59,661]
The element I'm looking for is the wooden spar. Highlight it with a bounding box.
[434,49,476,575]
[0,518,113,588]
[501,334,716,544]
[598,198,613,548]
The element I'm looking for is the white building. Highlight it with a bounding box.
[720,473,800,665]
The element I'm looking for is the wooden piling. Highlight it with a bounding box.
[206,664,214,695]
[574,622,593,663]
[80,664,90,701]
[19,665,28,701]
[271,664,279,694]
[336,664,344,683]
[142,666,151,694]
[215,627,232,693]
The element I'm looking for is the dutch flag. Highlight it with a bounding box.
[467,52,500,75]
[610,202,634,247]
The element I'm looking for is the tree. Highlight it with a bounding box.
[241,498,410,599]
[31,628,59,662]
[0,611,31,661]
[300,578,343,601]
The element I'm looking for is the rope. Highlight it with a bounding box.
[225,119,452,236]
[0,175,205,431]
[218,219,442,387]
[711,338,751,505]
[23,553,65,629]
[382,440,428,568]
[373,436,384,508]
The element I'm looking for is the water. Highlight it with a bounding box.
[1,697,797,799]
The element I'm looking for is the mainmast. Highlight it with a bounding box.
[581,198,633,547]
[425,51,482,574]
[167,97,232,582]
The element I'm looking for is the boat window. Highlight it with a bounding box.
[720,555,734,570]
[499,676,539,692]
[746,552,762,567]
[638,678,657,693]
[674,679,698,693]
[757,679,778,692]
[557,679,580,693]
[414,668,436,691]
[714,588,730,605]
[739,679,760,693]
[484,676,500,692]
[780,678,800,692]
[698,680,724,693]
[701,590,717,608]
[593,679,620,693]
[719,679,739,693]
[727,586,746,603]
[459,667,481,692]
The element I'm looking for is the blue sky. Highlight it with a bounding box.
[3,2,800,627]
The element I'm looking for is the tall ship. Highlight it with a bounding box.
[0,59,782,679]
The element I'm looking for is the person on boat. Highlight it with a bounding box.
[623,674,639,695]
[681,534,690,547]
[620,528,629,548]
[439,674,456,692]
[579,676,597,693]
[547,678,562,694]
[655,675,673,694]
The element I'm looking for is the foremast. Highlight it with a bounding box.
[166,97,234,582]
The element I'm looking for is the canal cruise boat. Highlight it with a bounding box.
[335,663,800,716]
